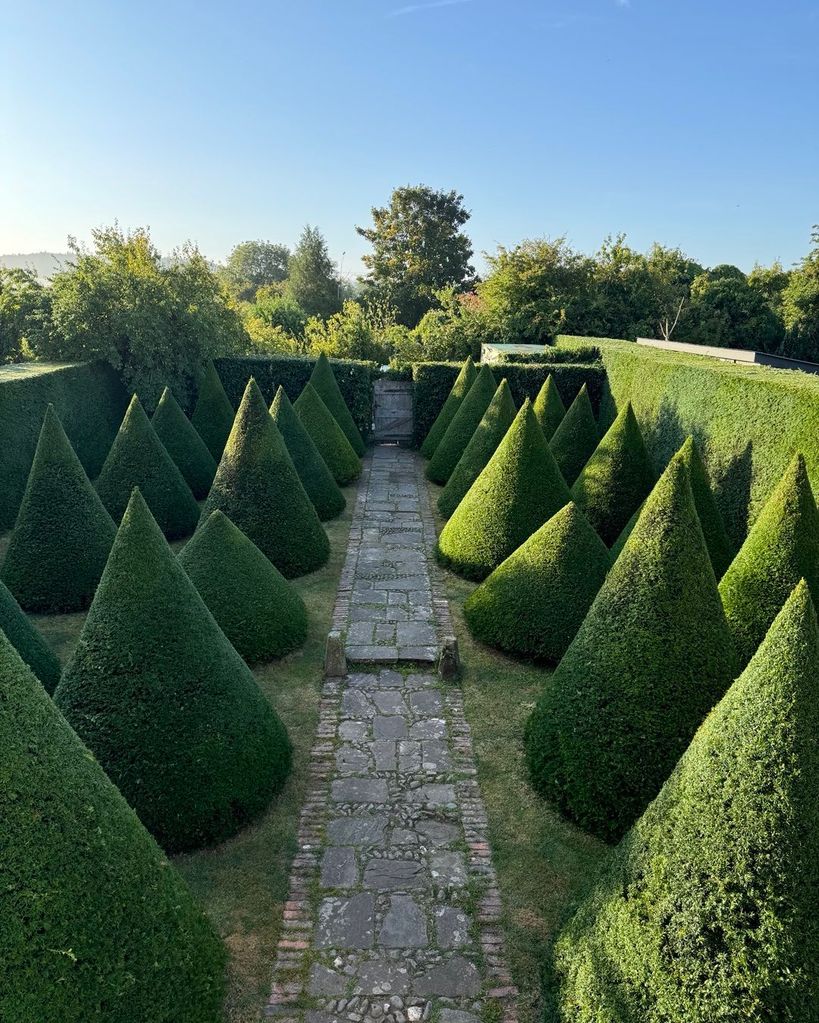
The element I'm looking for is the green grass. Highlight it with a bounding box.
[0,487,354,1023]
[430,481,607,1023]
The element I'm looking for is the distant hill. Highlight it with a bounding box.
[0,252,72,279]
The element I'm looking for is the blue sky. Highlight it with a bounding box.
[1,0,817,276]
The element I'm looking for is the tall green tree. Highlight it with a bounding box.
[782,227,819,361]
[221,240,290,301]
[643,243,703,340]
[748,259,790,321]
[283,225,341,319]
[586,235,655,339]
[680,264,785,351]
[357,185,474,327]
[0,267,51,362]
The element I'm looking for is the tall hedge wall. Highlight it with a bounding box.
[411,360,606,448]
[0,361,128,531]
[556,334,819,546]
[214,356,375,442]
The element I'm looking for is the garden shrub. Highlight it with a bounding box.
[191,360,234,461]
[464,501,610,663]
[438,378,516,518]
[672,435,734,578]
[96,394,200,540]
[294,383,361,486]
[0,580,61,693]
[426,364,498,484]
[0,628,226,1022]
[571,401,655,545]
[609,500,642,561]
[270,385,345,521]
[549,382,599,485]
[555,580,819,1023]
[204,379,330,577]
[419,355,476,457]
[151,386,217,500]
[437,399,572,580]
[1,405,116,612]
[309,351,366,455]
[55,489,292,853]
[532,373,565,440]
[719,453,819,667]
[525,457,736,842]
[179,510,308,663]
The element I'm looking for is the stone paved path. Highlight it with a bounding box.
[267,447,517,1023]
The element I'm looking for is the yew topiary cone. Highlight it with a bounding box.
[525,457,736,842]
[55,489,292,854]
[426,364,498,484]
[464,502,610,663]
[420,356,477,458]
[309,351,365,455]
[571,401,655,546]
[673,435,734,578]
[204,379,329,577]
[179,511,308,663]
[719,453,819,667]
[0,579,61,693]
[270,385,345,521]
[294,383,361,486]
[549,382,598,485]
[532,373,565,440]
[555,580,819,1022]
[438,378,517,518]
[1,404,116,612]
[0,629,226,1021]
[191,360,234,461]
[152,386,217,499]
[437,399,572,581]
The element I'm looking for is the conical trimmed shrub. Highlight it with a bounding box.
[437,399,572,581]
[55,490,292,853]
[191,360,234,461]
[309,351,365,455]
[525,457,736,842]
[205,379,330,577]
[555,580,819,1022]
[609,500,642,562]
[427,364,498,484]
[1,405,116,612]
[532,373,565,440]
[152,387,217,500]
[549,382,599,485]
[464,502,610,663]
[294,383,361,486]
[438,379,517,518]
[270,385,345,521]
[571,401,655,546]
[719,452,819,667]
[0,579,61,693]
[673,435,733,578]
[180,511,308,663]
[0,629,226,1021]
[95,394,200,540]
[420,356,477,458]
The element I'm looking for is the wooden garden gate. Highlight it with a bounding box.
[372,379,414,444]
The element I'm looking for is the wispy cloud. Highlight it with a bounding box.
[388,0,473,18]
[615,0,631,7]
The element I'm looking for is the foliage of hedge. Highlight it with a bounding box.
[55,489,292,854]
[426,365,498,484]
[673,435,734,578]
[437,400,572,580]
[438,379,517,518]
[191,360,235,462]
[719,453,819,667]
[214,354,375,442]
[0,579,61,693]
[309,352,366,455]
[204,379,330,577]
[270,385,345,521]
[549,383,600,485]
[1,405,116,612]
[0,628,226,1021]
[492,344,602,364]
[420,356,476,458]
[532,373,565,440]
[525,458,736,842]
[464,502,610,663]
[151,387,217,500]
[571,402,655,546]
[557,333,819,547]
[412,359,605,448]
[96,395,200,540]
[0,360,127,531]
[294,383,361,486]
[555,580,819,1022]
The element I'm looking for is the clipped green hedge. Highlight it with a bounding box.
[0,629,226,1021]
[411,359,606,448]
[427,365,498,485]
[214,354,375,442]
[309,352,366,455]
[152,387,217,500]
[191,360,235,462]
[420,356,476,458]
[295,383,361,487]
[557,334,819,547]
[0,579,62,693]
[0,361,127,531]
